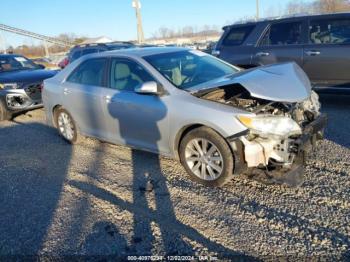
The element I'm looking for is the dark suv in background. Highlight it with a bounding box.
[60,42,135,68]
[214,13,350,88]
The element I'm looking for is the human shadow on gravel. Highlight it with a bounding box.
[0,123,72,255]
[319,93,350,149]
[69,178,256,259]
[67,81,256,259]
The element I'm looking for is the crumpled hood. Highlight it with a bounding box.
[189,62,312,103]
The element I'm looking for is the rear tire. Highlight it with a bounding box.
[179,126,234,187]
[0,100,11,121]
[54,108,80,144]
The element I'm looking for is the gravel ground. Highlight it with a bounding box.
[0,93,349,260]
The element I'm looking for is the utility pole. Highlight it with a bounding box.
[132,0,145,44]
[43,40,50,58]
[256,0,260,20]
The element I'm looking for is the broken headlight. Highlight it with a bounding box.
[0,83,19,90]
[6,93,31,109]
[237,115,302,137]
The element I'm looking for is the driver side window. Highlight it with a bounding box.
[109,59,155,92]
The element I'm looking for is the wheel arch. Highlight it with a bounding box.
[174,124,247,175]
[174,124,204,160]
[52,104,63,127]
[174,123,233,160]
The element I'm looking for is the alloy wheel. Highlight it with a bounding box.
[185,138,223,181]
[57,112,75,141]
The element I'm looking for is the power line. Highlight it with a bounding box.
[0,23,73,47]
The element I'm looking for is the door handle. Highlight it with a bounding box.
[63,88,70,95]
[256,51,270,57]
[305,50,321,56]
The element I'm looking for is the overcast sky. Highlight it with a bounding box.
[0,0,313,47]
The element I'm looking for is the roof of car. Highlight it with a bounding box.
[103,47,189,57]
[225,12,350,29]
[0,54,24,58]
[71,41,135,50]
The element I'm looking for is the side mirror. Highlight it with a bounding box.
[135,81,163,95]
[37,64,45,69]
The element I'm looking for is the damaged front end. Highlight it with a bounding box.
[193,63,327,186]
[235,92,326,186]
[1,82,43,112]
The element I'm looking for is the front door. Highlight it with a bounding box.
[303,16,350,86]
[102,58,170,154]
[252,20,306,67]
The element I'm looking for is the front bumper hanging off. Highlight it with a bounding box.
[278,113,328,186]
[231,114,328,186]
[290,113,327,155]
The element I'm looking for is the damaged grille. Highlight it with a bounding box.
[24,82,42,101]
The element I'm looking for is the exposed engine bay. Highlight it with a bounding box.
[199,84,320,126]
[197,84,326,186]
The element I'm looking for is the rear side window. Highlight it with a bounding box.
[309,19,350,44]
[260,22,302,46]
[67,58,107,86]
[222,25,255,46]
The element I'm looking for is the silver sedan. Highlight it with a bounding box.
[43,47,326,187]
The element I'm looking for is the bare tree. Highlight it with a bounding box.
[312,0,350,13]
[285,0,311,15]
[158,27,170,39]
[182,26,194,37]
[284,0,350,15]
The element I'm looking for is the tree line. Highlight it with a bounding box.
[285,0,350,15]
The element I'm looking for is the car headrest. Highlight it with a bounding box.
[115,63,131,80]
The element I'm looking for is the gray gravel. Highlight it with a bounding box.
[0,93,349,260]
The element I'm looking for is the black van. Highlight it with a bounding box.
[214,13,350,88]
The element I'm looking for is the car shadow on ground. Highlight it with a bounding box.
[319,93,350,149]
[0,123,72,256]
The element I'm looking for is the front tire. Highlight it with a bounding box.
[54,108,80,144]
[179,126,234,187]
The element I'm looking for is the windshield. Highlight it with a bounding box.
[0,56,39,72]
[144,50,238,89]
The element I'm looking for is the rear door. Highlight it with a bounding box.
[303,16,350,86]
[218,25,257,67]
[62,58,109,138]
[252,20,307,67]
